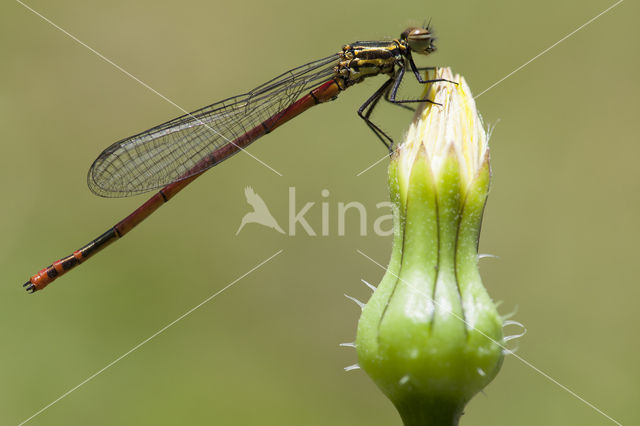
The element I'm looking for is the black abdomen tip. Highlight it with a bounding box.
[23,281,36,293]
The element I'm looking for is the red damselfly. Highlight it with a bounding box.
[24,26,449,293]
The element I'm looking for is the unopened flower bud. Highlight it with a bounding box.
[356,68,503,426]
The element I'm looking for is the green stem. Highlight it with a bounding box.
[395,396,463,426]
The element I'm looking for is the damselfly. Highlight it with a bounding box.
[24,26,449,293]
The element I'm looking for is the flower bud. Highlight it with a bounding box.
[356,68,503,425]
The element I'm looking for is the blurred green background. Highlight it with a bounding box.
[2,0,638,425]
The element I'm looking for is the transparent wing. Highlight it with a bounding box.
[88,54,339,197]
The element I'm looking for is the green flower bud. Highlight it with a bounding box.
[356,68,504,426]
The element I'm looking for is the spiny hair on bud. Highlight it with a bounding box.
[344,294,365,310]
[502,347,519,356]
[500,305,520,321]
[500,319,526,356]
[487,119,501,141]
[503,320,526,342]
[361,278,377,291]
[478,253,499,260]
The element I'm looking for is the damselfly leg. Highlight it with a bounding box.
[358,59,456,152]
[358,78,395,151]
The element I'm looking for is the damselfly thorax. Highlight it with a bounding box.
[336,40,408,87]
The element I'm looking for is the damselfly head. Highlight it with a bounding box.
[401,27,436,55]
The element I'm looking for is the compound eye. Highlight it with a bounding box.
[405,28,435,54]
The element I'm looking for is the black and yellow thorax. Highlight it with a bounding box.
[334,39,408,89]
